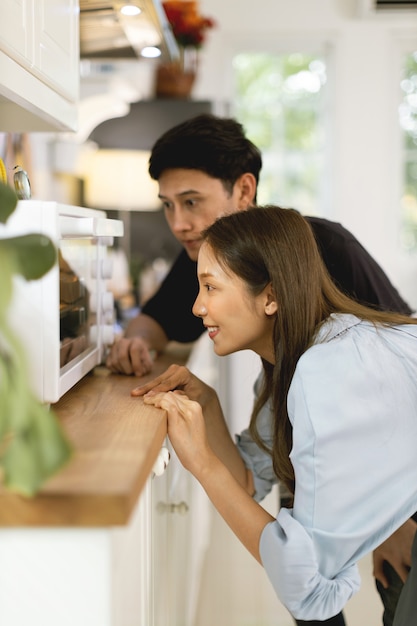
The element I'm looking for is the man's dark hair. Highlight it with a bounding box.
[148,113,262,195]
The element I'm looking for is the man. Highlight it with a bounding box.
[106,113,415,626]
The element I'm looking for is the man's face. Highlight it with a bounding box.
[158,168,247,261]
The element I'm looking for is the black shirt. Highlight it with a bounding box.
[142,216,412,343]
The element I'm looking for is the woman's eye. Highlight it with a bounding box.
[204,283,214,292]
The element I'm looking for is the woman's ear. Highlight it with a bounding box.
[264,284,278,316]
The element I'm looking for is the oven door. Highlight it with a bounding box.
[56,213,123,402]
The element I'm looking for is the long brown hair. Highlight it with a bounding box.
[202,206,416,494]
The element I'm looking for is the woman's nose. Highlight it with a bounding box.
[193,298,207,318]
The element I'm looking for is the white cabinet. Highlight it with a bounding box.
[0,0,79,131]
[153,451,186,626]
[0,483,152,626]
[150,335,222,626]
[152,445,206,626]
[0,470,195,626]
[0,0,28,63]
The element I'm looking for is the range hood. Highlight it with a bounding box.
[79,0,179,61]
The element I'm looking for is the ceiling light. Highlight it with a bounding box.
[120,4,141,17]
[141,46,161,58]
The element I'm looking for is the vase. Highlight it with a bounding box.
[155,46,198,99]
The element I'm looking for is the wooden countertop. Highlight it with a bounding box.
[0,347,190,528]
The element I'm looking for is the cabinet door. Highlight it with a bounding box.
[152,444,200,626]
[152,463,171,626]
[151,337,221,626]
[0,0,32,66]
[33,0,79,100]
[0,0,78,130]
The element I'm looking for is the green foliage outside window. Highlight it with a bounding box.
[233,51,327,214]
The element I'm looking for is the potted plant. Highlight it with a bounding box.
[0,181,72,497]
[156,0,216,98]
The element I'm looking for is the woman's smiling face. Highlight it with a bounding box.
[192,242,277,363]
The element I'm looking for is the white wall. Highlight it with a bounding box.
[193,0,417,309]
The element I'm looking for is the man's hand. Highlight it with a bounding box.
[373,519,417,587]
[105,337,155,377]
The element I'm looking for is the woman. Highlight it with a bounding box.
[132,206,417,623]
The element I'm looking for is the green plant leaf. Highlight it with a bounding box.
[1,434,42,497]
[0,248,15,317]
[0,354,12,440]
[0,337,72,496]
[0,182,17,224]
[30,401,72,477]
[0,234,56,280]
[1,400,72,497]
[0,182,70,497]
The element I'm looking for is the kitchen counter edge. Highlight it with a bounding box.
[0,346,191,527]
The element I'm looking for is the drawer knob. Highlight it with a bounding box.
[156,501,189,515]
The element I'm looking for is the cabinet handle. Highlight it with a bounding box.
[156,501,189,516]
[152,446,170,477]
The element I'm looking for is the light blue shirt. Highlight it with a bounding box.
[236,313,417,621]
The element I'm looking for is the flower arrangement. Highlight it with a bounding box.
[162,1,216,49]
[156,1,216,98]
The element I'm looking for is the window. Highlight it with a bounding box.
[399,49,417,252]
[233,52,328,215]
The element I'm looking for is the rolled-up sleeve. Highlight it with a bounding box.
[235,387,277,502]
[260,509,361,620]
